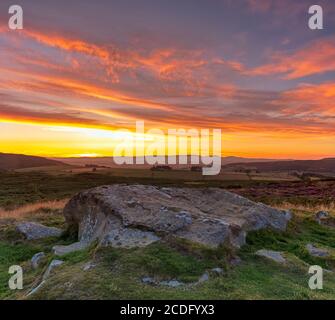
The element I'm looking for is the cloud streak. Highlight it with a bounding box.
[249,37,335,79]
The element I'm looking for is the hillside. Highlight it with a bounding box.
[223,158,335,173]
[0,153,64,171]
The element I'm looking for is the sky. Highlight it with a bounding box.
[0,0,335,159]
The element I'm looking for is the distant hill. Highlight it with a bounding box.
[0,153,64,171]
[223,158,335,173]
[54,156,284,169]
[220,156,291,166]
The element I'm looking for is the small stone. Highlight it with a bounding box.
[256,249,286,264]
[27,259,64,297]
[211,267,224,274]
[83,261,96,271]
[31,252,45,269]
[160,280,183,287]
[315,211,329,224]
[27,280,46,296]
[43,259,63,280]
[53,241,88,256]
[230,256,242,267]
[306,244,330,258]
[141,276,156,285]
[198,272,209,283]
[316,211,329,219]
[63,282,73,289]
[17,222,62,240]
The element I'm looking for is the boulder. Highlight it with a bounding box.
[31,252,45,269]
[63,184,291,249]
[256,249,286,264]
[306,244,330,258]
[16,222,62,240]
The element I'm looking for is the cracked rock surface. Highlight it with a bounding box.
[63,184,291,249]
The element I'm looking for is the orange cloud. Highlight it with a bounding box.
[249,37,335,79]
[280,83,335,115]
[0,26,245,98]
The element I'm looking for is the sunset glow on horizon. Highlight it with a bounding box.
[1,0,335,160]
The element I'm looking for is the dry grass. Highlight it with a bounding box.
[0,199,68,219]
[276,201,335,214]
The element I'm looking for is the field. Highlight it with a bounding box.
[0,166,300,210]
[0,168,335,300]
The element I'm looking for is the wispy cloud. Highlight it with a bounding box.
[249,37,335,79]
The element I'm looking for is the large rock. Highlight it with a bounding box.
[16,222,62,240]
[63,184,291,249]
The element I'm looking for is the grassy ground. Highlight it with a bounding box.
[0,206,334,300]
[0,170,325,210]
[0,171,334,300]
[0,171,271,209]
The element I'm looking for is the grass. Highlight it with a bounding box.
[275,201,335,214]
[243,215,335,270]
[0,200,68,219]
[0,205,334,300]
[0,170,296,209]
[0,171,335,300]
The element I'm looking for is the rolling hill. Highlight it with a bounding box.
[54,155,283,168]
[0,153,64,171]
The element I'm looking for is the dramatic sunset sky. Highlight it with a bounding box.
[0,0,335,159]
